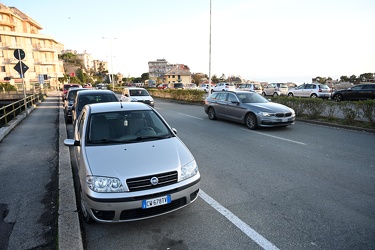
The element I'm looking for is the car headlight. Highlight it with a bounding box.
[181,160,199,181]
[258,112,274,117]
[86,176,125,192]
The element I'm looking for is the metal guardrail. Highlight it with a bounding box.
[0,93,45,128]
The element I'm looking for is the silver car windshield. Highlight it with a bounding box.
[237,93,269,104]
[87,110,173,144]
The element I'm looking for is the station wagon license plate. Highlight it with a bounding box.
[142,195,171,209]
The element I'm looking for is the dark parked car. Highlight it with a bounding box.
[332,83,375,102]
[63,87,91,123]
[72,90,119,125]
[204,91,295,129]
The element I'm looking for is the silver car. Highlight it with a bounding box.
[204,91,295,129]
[64,102,200,223]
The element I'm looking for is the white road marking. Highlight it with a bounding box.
[199,190,280,250]
[242,129,306,145]
[177,113,204,120]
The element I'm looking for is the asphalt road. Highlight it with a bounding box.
[67,98,375,249]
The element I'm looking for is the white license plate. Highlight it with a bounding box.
[142,195,171,209]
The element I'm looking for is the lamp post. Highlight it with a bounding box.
[208,0,212,94]
[102,37,116,91]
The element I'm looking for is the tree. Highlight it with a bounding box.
[0,83,16,91]
[359,73,374,82]
[340,75,349,82]
[141,73,149,83]
[349,75,357,83]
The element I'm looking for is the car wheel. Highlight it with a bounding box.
[310,94,318,98]
[245,113,258,130]
[333,94,342,102]
[288,93,294,97]
[211,89,214,94]
[273,92,278,97]
[79,187,93,223]
[208,107,217,120]
[262,92,266,96]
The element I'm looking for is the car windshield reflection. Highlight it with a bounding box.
[238,93,269,103]
[87,110,173,145]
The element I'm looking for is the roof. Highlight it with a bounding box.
[76,90,116,96]
[87,102,152,114]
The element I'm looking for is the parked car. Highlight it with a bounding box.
[157,84,168,90]
[262,83,288,97]
[63,87,91,123]
[331,83,375,102]
[204,91,295,129]
[121,87,154,107]
[169,83,185,89]
[211,82,236,93]
[236,83,263,94]
[64,102,201,223]
[72,90,119,125]
[288,83,331,99]
[198,84,214,93]
[61,83,81,100]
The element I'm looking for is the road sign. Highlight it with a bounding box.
[14,61,29,76]
[14,49,26,60]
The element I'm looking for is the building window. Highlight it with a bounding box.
[1,66,5,72]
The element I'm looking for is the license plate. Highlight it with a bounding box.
[142,195,171,209]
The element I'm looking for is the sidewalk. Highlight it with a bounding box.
[0,91,82,250]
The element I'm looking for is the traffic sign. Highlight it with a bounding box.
[14,49,26,60]
[14,61,29,76]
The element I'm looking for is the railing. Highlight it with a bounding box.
[0,93,46,128]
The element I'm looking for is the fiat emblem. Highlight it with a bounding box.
[150,177,159,186]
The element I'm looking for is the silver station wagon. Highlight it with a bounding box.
[64,102,200,223]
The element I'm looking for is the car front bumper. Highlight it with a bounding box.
[83,176,201,222]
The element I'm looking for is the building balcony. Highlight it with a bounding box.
[35,60,58,65]
[32,44,58,52]
[3,58,18,64]
[1,42,22,49]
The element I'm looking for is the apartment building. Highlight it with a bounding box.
[148,58,168,81]
[0,3,64,90]
[165,64,191,85]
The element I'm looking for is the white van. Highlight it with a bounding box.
[121,87,154,107]
[236,83,263,94]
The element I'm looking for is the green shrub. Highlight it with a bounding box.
[303,98,325,119]
[356,100,375,124]
[339,102,359,125]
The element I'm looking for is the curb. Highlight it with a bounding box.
[58,97,83,249]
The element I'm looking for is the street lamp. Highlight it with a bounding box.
[102,37,116,91]
[208,0,212,94]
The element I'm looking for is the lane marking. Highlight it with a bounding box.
[177,113,204,120]
[199,190,279,250]
[242,129,306,145]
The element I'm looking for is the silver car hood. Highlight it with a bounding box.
[245,102,292,112]
[85,137,193,178]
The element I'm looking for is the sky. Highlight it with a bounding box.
[3,0,374,84]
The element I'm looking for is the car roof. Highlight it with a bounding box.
[87,102,152,114]
[76,89,116,96]
[125,87,146,90]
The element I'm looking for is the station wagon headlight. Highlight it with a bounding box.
[181,160,198,181]
[86,176,125,192]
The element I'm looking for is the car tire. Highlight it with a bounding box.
[273,92,278,97]
[262,92,266,96]
[288,93,294,97]
[208,107,217,120]
[245,113,258,130]
[310,94,318,98]
[79,187,93,223]
[333,94,342,102]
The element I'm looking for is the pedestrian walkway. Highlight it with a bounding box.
[0,91,82,250]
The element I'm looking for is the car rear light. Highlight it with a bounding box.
[319,89,322,92]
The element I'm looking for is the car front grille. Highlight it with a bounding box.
[126,171,178,192]
[137,100,151,105]
[275,112,292,117]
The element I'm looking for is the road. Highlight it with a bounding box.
[66,98,375,249]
